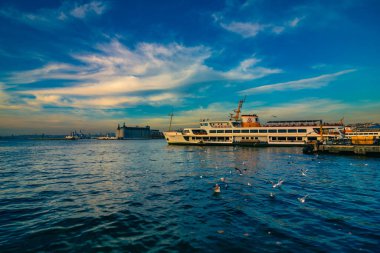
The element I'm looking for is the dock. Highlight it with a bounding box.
[318,144,380,156]
[303,143,380,156]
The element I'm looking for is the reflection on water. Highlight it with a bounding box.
[0,139,379,252]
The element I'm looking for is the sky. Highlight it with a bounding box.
[0,0,379,135]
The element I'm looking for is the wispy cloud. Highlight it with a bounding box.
[4,39,280,109]
[239,69,356,95]
[216,16,305,38]
[288,16,305,27]
[0,1,108,29]
[70,1,107,19]
[220,22,266,38]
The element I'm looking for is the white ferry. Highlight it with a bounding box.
[343,126,380,138]
[164,99,344,146]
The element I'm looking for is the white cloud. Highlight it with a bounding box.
[5,40,280,109]
[289,16,304,27]
[239,69,356,95]
[220,22,266,38]
[217,16,305,38]
[0,1,108,29]
[70,1,106,19]
[224,57,282,79]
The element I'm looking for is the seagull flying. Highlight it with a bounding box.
[301,169,308,176]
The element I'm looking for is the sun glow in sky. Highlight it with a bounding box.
[0,0,379,135]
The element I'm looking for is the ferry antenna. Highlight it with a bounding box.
[168,111,174,131]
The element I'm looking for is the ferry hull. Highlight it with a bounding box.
[164,132,307,147]
[166,141,306,147]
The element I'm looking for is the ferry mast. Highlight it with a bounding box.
[168,111,174,131]
[230,96,246,121]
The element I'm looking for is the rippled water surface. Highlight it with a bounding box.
[1,139,379,252]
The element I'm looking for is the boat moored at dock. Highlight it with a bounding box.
[164,99,344,146]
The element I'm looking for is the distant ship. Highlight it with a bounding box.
[65,131,79,140]
[65,130,89,140]
[164,98,344,146]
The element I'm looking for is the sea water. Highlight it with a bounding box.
[0,139,379,252]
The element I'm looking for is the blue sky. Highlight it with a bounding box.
[0,0,379,134]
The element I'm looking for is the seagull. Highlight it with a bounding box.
[199,175,203,179]
[298,194,308,203]
[220,177,225,182]
[214,184,221,193]
[270,179,284,188]
[234,167,243,175]
[300,169,308,176]
[247,182,252,186]
[269,192,275,198]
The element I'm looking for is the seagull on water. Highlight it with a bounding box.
[270,179,284,188]
[214,184,221,193]
[301,169,308,176]
[298,194,308,203]
[234,167,243,175]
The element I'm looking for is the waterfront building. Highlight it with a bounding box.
[116,123,163,139]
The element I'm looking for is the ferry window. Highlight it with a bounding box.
[192,129,207,135]
[288,129,297,133]
[250,129,258,133]
[233,130,241,133]
[278,129,286,133]
[217,130,224,133]
[288,137,296,141]
[225,130,232,133]
[204,123,208,126]
[259,129,267,133]
[242,130,249,133]
[278,137,286,141]
[210,130,216,133]
[298,129,307,133]
[268,129,277,133]
[297,137,302,141]
[272,137,277,140]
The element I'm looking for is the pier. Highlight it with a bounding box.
[303,142,380,156]
[317,144,380,156]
